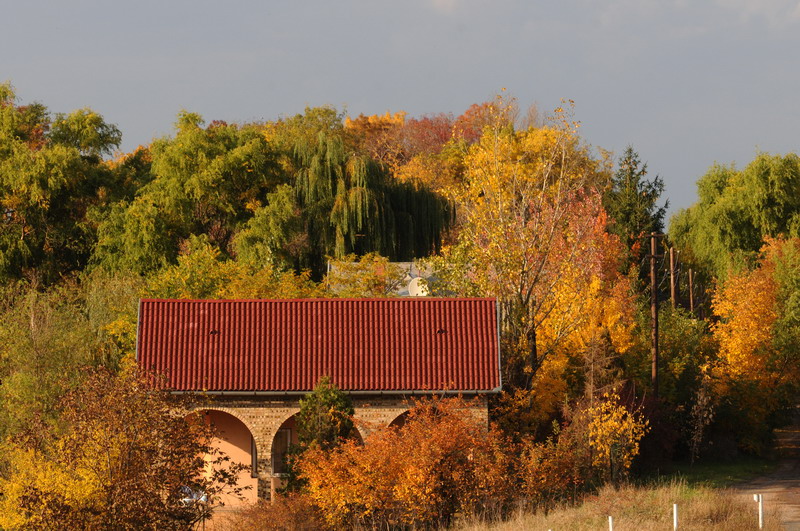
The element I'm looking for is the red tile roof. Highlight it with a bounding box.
[136,298,501,393]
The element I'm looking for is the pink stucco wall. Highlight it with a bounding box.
[206,410,259,506]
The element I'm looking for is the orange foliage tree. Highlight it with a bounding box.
[345,110,463,195]
[296,395,640,528]
[298,397,517,529]
[710,237,800,452]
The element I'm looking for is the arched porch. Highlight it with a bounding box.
[203,409,259,506]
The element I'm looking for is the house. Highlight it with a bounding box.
[136,297,501,502]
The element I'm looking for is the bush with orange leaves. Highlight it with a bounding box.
[518,419,594,507]
[297,397,518,529]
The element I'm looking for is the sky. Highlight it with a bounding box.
[2,0,799,219]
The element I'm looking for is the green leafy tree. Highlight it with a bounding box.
[92,113,283,274]
[146,234,321,300]
[233,183,308,270]
[297,376,355,450]
[0,84,122,282]
[670,152,800,278]
[0,273,142,441]
[268,107,452,276]
[49,108,122,159]
[282,376,355,493]
[0,285,96,439]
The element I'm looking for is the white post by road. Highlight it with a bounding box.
[754,494,763,529]
[608,515,614,531]
[673,503,678,530]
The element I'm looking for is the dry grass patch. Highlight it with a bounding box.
[460,481,782,531]
[209,494,324,531]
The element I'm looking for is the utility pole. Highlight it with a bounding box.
[669,247,676,308]
[688,268,695,314]
[650,233,660,400]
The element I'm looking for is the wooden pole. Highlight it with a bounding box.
[651,233,659,400]
[669,247,676,308]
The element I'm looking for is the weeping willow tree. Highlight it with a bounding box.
[239,107,451,276]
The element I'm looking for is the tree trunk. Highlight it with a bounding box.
[526,326,538,390]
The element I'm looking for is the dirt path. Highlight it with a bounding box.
[737,408,800,530]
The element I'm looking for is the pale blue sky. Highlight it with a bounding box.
[2,0,798,216]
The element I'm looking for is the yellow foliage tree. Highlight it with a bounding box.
[587,392,648,482]
[430,97,634,435]
[713,244,778,380]
[443,100,613,380]
[323,252,405,297]
[147,234,320,299]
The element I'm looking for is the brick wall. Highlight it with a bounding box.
[194,394,489,500]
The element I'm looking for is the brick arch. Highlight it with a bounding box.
[352,424,368,442]
[263,408,301,460]
[194,407,263,462]
[198,407,259,441]
[352,404,412,438]
[265,408,367,454]
[388,409,411,429]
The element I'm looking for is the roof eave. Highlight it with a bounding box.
[169,387,502,397]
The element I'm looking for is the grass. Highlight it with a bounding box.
[644,456,779,488]
[459,481,782,531]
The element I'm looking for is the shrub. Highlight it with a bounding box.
[298,396,517,529]
[297,375,355,449]
[223,494,324,531]
[517,419,594,507]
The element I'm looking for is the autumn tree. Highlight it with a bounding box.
[344,111,407,171]
[709,237,800,452]
[432,99,620,407]
[0,367,245,529]
[324,252,405,297]
[345,111,460,194]
[587,392,649,483]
